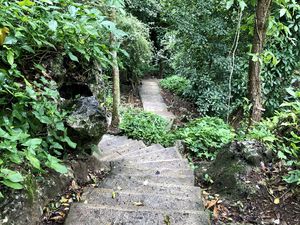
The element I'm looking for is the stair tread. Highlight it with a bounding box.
[65,204,210,225]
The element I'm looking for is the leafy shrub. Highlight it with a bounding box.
[177,117,235,160]
[119,15,153,81]
[119,108,174,146]
[160,75,190,96]
[247,88,300,185]
[0,0,121,197]
[0,76,76,197]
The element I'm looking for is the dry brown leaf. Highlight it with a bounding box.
[206,199,218,209]
[213,205,219,220]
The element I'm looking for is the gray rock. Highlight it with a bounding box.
[67,96,108,150]
[203,141,270,198]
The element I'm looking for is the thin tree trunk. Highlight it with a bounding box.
[110,8,120,128]
[248,0,272,126]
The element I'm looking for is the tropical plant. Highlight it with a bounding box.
[160,75,190,96]
[119,108,174,146]
[177,117,235,160]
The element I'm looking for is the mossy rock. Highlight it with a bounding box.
[205,141,268,199]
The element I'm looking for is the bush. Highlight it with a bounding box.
[177,117,235,160]
[247,88,300,185]
[0,0,118,197]
[119,108,174,146]
[160,75,190,96]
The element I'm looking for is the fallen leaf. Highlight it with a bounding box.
[206,199,218,209]
[164,215,171,225]
[60,196,68,203]
[112,191,116,199]
[213,205,219,219]
[274,198,280,205]
[132,201,144,206]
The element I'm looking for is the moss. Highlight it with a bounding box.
[24,174,38,205]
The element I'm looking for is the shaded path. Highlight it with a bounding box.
[139,79,175,121]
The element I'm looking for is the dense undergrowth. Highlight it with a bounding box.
[120,108,234,160]
[0,0,153,198]
[122,77,300,185]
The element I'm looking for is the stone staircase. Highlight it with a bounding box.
[65,135,209,225]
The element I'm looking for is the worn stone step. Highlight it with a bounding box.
[82,188,204,211]
[99,177,200,199]
[111,144,164,161]
[111,167,194,177]
[112,158,191,170]
[105,173,195,186]
[98,135,134,152]
[65,204,210,225]
[110,147,182,163]
[97,140,146,161]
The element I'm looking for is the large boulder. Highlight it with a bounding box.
[196,141,273,199]
[67,96,108,151]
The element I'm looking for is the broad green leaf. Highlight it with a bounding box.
[238,0,247,11]
[48,20,58,31]
[279,8,286,17]
[0,169,24,183]
[0,191,3,198]
[2,180,23,189]
[49,162,68,173]
[18,0,35,7]
[226,0,234,9]
[7,51,14,66]
[64,136,77,149]
[67,52,79,62]
[23,138,42,148]
[26,152,41,170]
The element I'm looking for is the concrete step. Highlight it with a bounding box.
[98,135,138,153]
[99,177,201,199]
[82,188,204,211]
[111,167,194,177]
[112,158,191,170]
[105,173,195,186]
[65,204,210,225]
[110,147,182,163]
[111,144,164,161]
[97,140,146,161]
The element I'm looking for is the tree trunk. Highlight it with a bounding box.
[110,9,121,128]
[248,0,272,126]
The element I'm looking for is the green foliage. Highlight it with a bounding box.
[118,15,153,80]
[177,117,235,160]
[0,0,125,68]
[160,75,190,96]
[247,88,300,185]
[119,108,174,146]
[0,76,76,197]
[160,0,300,118]
[0,0,125,197]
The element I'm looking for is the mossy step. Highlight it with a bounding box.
[82,188,204,211]
[65,204,210,225]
